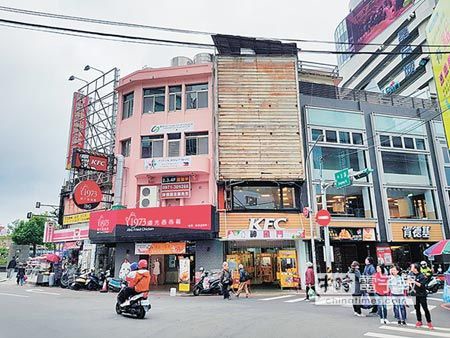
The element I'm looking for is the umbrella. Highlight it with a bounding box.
[44,253,61,263]
[424,240,450,258]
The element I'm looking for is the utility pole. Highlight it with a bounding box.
[319,157,333,271]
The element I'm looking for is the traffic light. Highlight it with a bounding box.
[26,212,33,219]
[35,202,41,208]
[353,168,374,180]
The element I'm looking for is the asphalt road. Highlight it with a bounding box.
[0,281,448,338]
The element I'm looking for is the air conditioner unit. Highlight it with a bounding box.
[139,186,158,208]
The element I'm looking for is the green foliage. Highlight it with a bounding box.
[0,247,7,265]
[11,217,45,249]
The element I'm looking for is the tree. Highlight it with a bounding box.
[11,217,45,256]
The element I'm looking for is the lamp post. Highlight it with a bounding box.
[305,134,323,287]
[68,75,88,84]
[84,65,105,75]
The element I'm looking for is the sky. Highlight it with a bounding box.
[0,0,349,226]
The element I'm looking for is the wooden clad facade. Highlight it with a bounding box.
[216,56,304,181]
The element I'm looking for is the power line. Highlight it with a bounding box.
[0,5,449,49]
[1,18,450,56]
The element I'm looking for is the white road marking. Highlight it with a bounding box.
[410,305,436,314]
[380,325,450,337]
[428,297,444,302]
[364,332,413,338]
[284,297,306,303]
[260,295,295,301]
[404,323,450,332]
[26,289,60,296]
[0,292,29,298]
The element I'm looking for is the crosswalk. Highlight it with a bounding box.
[364,323,450,338]
[259,294,305,303]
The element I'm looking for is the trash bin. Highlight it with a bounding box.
[48,272,55,287]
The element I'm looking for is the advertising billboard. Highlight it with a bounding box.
[426,0,450,146]
[66,92,88,169]
[346,0,415,52]
[72,148,109,172]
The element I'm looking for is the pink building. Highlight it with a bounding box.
[88,58,221,282]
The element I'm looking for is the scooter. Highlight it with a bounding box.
[86,271,103,291]
[426,276,443,294]
[192,269,223,296]
[99,271,123,293]
[116,285,151,319]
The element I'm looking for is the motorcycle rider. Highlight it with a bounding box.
[118,259,150,306]
[420,261,433,282]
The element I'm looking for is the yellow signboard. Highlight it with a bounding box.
[426,0,450,146]
[63,212,90,225]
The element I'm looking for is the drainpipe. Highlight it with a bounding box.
[114,154,124,205]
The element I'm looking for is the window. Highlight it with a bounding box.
[392,136,402,148]
[120,139,131,157]
[387,188,436,219]
[186,83,208,109]
[316,185,372,218]
[143,87,165,113]
[442,147,450,164]
[352,133,363,145]
[326,130,337,143]
[168,133,180,157]
[169,86,182,111]
[232,185,297,210]
[122,92,134,119]
[339,131,351,144]
[312,129,323,141]
[380,135,391,147]
[313,147,366,172]
[445,168,450,186]
[186,132,208,155]
[404,137,414,149]
[306,107,364,129]
[381,152,429,176]
[141,135,163,158]
[416,138,426,150]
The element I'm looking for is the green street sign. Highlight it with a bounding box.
[335,168,352,188]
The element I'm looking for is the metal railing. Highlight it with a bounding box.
[298,60,340,78]
[299,81,438,110]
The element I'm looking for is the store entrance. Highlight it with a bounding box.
[141,253,195,286]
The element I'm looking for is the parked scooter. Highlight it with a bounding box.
[426,276,443,294]
[71,270,102,291]
[192,268,222,296]
[116,284,151,319]
[99,270,123,293]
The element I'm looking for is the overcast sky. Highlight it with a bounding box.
[0,0,349,226]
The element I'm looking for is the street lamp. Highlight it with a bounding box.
[84,65,105,75]
[305,134,323,287]
[68,75,88,84]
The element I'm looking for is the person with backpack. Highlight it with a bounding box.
[236,264,250,298]
[220,262,232,300]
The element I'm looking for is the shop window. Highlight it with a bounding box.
[316,185,372,218]
[122,92,134,119]
[232,185,297,210]
[380,135,391,147]
[392,136,402,148]
[167,133,180,157]
[325,130,337,143]
[185,132,208,155]
[339,131,351,144]
[143,87,165,113]
[313,147,366,172]
[186,83,208,109]
[415,138,426,150]
[169,86,182,111]
[404,137,414,149]
[381,152,430,181]
[387,188,436,219]
[312,129,323,141]
[120,138,131,157]
[141,135,163,158]
[352,132,363,145]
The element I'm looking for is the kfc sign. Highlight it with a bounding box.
[73,180,103,210]
[72,149,109,172]
[248,218,287,230]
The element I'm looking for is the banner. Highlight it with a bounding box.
[135,242,186,255]
[426,0,450,147]
[376,246,393,265]
[144,157,191,170]
[44,222,89,243]
[150,122,194,134]
[63,212,91,225]
[179,257,191,292]
[66,92,88,169]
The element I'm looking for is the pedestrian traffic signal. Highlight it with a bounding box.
[26,212,33,219]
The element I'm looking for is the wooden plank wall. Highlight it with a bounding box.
[217,56,304,180]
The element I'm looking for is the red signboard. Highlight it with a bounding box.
[161,176,191,199]
[73,180,103,210]
[43,221,89,243]
[89,205,212,234]
[345,0,415,52]
[66,92,88,169]
[376,246,393,265]
[73,149,109,172]
[316,209,331,227]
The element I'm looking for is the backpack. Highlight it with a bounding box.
[243,271,251,281]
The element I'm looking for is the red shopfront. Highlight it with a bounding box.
[88,205,217,283]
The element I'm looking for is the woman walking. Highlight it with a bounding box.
[220,262,232,300]
[305,262,316,301]
[372,264,389,324]
[16,263,26,286]
[389,265,407,325]
[236,264,250,298]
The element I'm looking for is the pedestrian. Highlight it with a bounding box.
[16,263,26,286]
[305,262,316,301]
[118,258,131,280]
[350,261,364,317]
[372,264,389,324]
[363,257,378,315]
[236,264,250,298]
[6,257,17,279]
[152,258,161,286]
[408,263,433,330]
[220,262,232,300]
[389,265,407,325]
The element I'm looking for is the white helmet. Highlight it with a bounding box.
[420,261,427,266]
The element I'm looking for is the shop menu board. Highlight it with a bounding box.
[329,227,376,241]
[227,229,305,240]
